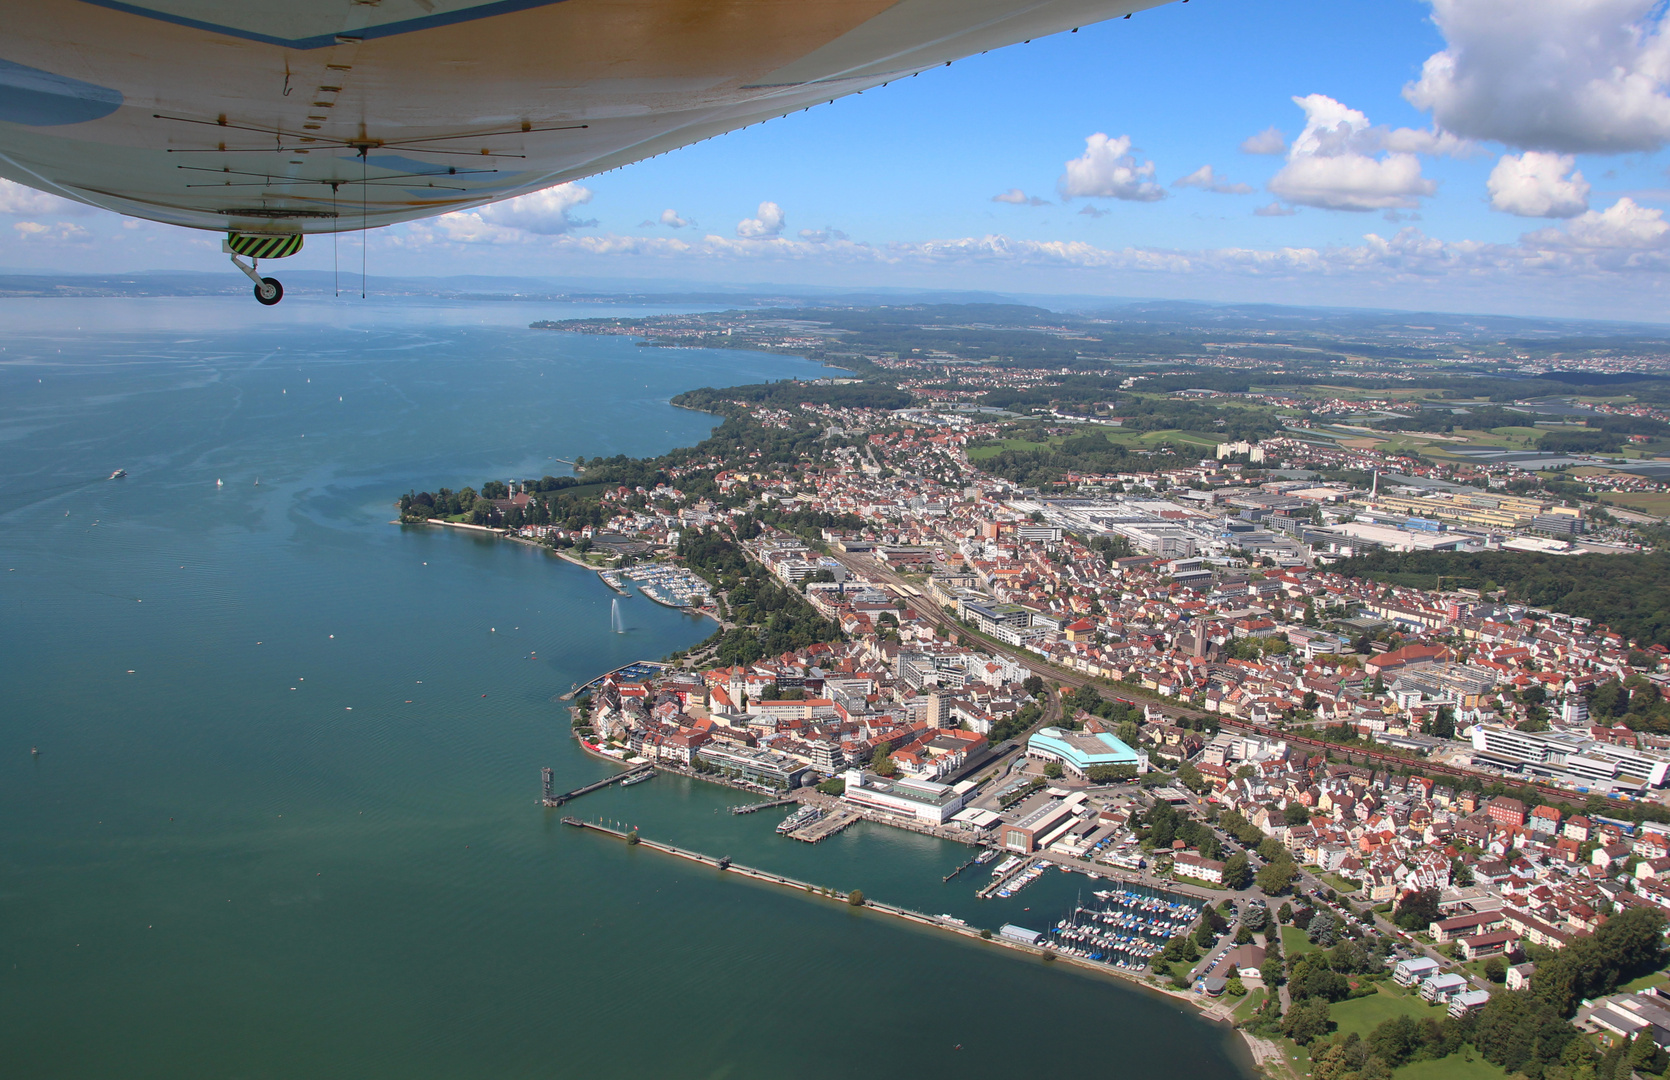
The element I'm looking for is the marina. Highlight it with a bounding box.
[560,659,667,700]
[977,856,1040,900]
[621,562,713,608]
[557,817,1222,1002]
[1049,888,1205,971]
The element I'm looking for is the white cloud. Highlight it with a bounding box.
[1058,134,1164,202]
[1407,0,1670,154]
[1240,127,1288,155]
[659,209,691,228]
[1173,165,1253,195]
[12,220,92,242]
[1079,206,1110,218]
[385,209,1670,298]
[992,188,1050,206]
[1380,127,1477,157]
[736,201,785,238]
[1254,202,1298,217]
[1487,152,1591,218]
[798,227,848,243]
[0,178,89,216]
[1524,197,1670,250]
[1267,95,1438,211]
[468,182,595,235]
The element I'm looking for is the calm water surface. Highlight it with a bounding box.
[0,297,1250,1079]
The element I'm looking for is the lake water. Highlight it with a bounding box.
[0,296,1250,1079]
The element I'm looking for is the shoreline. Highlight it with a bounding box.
[563,815,1268,1076]
[561,733,1269,1076]
[406,517,720,624]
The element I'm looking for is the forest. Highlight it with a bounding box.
[675,528,841,666]
[1332,549,1670,647]
[968,431,1199,487]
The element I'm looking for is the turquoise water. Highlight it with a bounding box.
[0,298,1249,1079]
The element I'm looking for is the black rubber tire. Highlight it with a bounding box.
[254,277,283,305]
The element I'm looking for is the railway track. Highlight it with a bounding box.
[825,549,1600,809]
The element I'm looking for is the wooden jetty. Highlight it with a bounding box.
[942,849,984,883]
[541,763,653,807]
[976,857,1040,900]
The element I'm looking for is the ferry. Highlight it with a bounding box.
[619,770,654,787]
[777,805,823,834]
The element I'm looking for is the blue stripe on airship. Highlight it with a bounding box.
[75,0,573,50]
[0,58,124,126]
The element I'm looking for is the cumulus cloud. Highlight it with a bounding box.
[1173,165,1254,195]
[798,227,848,243]
[1267,95,1438,211]
[12,220,92,242]
[1058,134,1164,202]
[659,209,690,228]
[468,182,595,235]
[1524,197,1670,250]
[1488,152,1591,218]
[1240,127,1288,155]
[992,188,1051,206]
[736,201,785,238]
[1380,127,1478,157]
[0,177,90,216]
[1407,0,1670,154]
[1254,202,1298,217]
[387,205,1670,297]
[1079,205,1110,218]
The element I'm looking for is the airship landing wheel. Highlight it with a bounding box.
[254,277,283,305]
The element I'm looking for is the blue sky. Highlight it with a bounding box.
[10,0,1670,320]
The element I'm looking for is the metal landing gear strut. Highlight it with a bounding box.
[224,232,303,305]
[230,253,283,305]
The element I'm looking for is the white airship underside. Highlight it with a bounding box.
[1,0,1167,302]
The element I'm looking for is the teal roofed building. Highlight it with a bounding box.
[1026,726,1148,780]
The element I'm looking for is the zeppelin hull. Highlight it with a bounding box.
[0,0,1166,234]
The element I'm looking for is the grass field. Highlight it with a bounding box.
[1282,924,1320,957]
[1601,492,1670,517]
[1300,984,1513,1080]
[1320,873,1361,895]
[965,426,1222,460]
[1328,984,1448,1040]
[1394,1054,1510,1080]
[1619,969,1670,993]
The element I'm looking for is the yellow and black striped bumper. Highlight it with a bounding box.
[224,233,303,259]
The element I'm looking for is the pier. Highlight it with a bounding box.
[785,806,860,843]
[541,763,653,806]
[730,797,798,815]
[976,857,1040,900]
[557,817,1215,1005]
[942,849,986,883]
